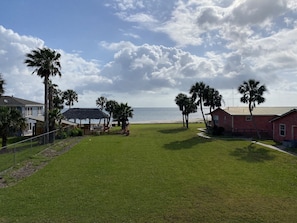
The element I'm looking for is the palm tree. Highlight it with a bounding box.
[24,48,61,144]
[63,89,78,109]
[105,100,119,126]
[204,87,223,113]
[175,93,188,127]
[114,103,134,131]
[0,107,27,149]
[183,97,197,128]
[96,96,107,111]
[0,73,5,97]
[238,79,267,139]
[50,82,64,110]
[190,81,209,128]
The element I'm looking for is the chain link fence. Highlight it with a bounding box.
[0,126,74,173]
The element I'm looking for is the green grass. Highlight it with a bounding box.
[0,141,48,172]
[0,123,297,222]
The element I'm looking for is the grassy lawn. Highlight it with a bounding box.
[0,123,297,222]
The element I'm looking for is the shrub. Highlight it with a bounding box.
[70,128,83,137]
[56,131,68,139]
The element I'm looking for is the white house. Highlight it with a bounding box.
[0,96,44,136]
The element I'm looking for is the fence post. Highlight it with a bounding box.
[13,146,16,166]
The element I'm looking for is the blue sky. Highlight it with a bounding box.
[1,0,297,107]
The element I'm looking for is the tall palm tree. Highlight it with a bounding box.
[63,89,78,109]
[105,100,119,126]
[183,97,197,128]
[175,93,188,127]
[96,96,107,125]
[238,79,267,139]
[204,87,223,113]
[0,73,5,97]
[0,107,27,149]
[24,48,61,144]
[190,81,209,128]
[114,103,134,131]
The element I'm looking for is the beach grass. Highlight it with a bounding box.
[0,123,297,222]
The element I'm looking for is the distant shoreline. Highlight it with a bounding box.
[129,118,204,124]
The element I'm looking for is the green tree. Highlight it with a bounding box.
[63,89,78,109]
[0,107,27,149]
[96,96,107,111]
[24,48,62,144]
[114,103,133,131]
[204,87,223,113]
[49,81,66,143]
[51,83,64,110]
[175,93,188,127]
[190,81,209,128]
[183,97,197,128]
[238,79,267,139]
[105,100,119,126]
[0,73,5,97]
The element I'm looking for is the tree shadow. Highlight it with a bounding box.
[230,143,276,163]
[158,127,188,134]
[164,136,209,150]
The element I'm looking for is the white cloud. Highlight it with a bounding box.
[3,0,297,108]
[227,0,287,26]
[117,12,158,23]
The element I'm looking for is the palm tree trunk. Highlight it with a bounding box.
[182,113,185,127]
[44,76,49,144]
[200,103,207,128]
[48,84,55,144]
[249,105,261,139]
[185,114,189,128]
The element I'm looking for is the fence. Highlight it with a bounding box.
[0,126,73,173]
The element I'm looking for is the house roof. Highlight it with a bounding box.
[27,115,78,126]
[62,108,109,120]
[0,96,43,107]
[270,109,297,122]
[221,107,297,116]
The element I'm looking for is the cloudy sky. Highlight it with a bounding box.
[1,0,297,108]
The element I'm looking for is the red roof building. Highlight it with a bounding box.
[210,107,296,139]
[270,109,297,144]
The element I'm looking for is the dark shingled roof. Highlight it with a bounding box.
[0,96,43,106]
[63,108,109,120]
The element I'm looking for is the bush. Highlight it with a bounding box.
[56,131,68,139]
[70,128,83,137]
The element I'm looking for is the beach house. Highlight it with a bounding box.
[209,107,297,140]
[270,109,297,146]
[0,95,43,136]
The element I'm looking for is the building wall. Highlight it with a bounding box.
[210,109,233,132]
[272,112,297,142]
[211,108,275,138]
[23,106,43,136]
[232,115,274,138]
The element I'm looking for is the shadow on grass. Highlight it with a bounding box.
[164,136,208,150]
[158,127,188,134]
[230,143,276,162]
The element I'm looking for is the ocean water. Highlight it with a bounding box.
[130,107,204,123]
[67,107,206,124]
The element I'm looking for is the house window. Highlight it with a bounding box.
[245,116,252,121]
[279,124,286,137]
[213,115,219,125]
